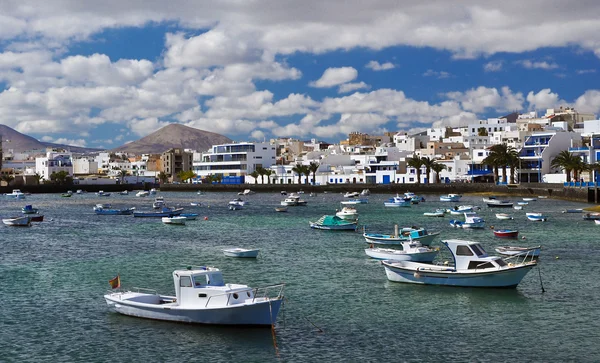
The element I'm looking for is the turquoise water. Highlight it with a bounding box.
[2,192,600,362]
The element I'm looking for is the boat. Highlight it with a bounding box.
[30,215,44,222]
[76,189,84,194]
[96,203,111,209]
[383,195,411,207]
[96,190,111,197]
[309,192,317,197]
[363,226,440,246]
[229,204,243,211]
[119,190,129,195]
[280,191,287,195]
[495,213,513,220]
[309,215,358,230]
[492,229,519,238]
[513,205,523,210]
[136,191,150,197]
[594,220,600,225]
[336,206,359,220]
[21,205,39,214]
[562,208,583,213]
[280,194,307,206]
[180,213,199,220]
[423,209,446,217]
[483,197,513,208]
[340,198,368,205]
[61,191,73,197]
[582,213,600,220]
[229,198,247,207]
[526,212,548,221]
[104,266,284,326]
[360,189,371,196]
[522,197,537,202]
[223,248,260,258]
[133,207,184,218]
[5,189,26,199]
[440,194,462,202]
[153,197,165,209]
[517,201,529,206]
[2,216,31,226]
[364,241,439,263]
[449,212,485,229]
[162,216,187,225]
[149,188,157,195]
[404,192,424,204]
[495,246,541,257]
[238,189,255,196]
[275,206,288,212]
[94,206,136,215]
[343,191,360,198]
[537,196,548,199]
[190,202,201,207]
[447,205,480,215]
[197,191,205,195]
[382,239,537,288]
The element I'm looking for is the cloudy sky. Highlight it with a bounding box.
[1,1,600,148]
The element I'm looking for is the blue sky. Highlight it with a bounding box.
[0,1,600,150]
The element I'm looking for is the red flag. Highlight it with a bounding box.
[109,275,121,289]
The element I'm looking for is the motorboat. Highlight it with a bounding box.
[495,213,513,220]
[449,212,485,229]
[538,196,548,199]
[180,213,199,220]
[404,192,424,204]
[522,197,537,202]
[2,216,31,226]
[94,206,136,215]
[493,229,519,238]
[21,205,38,214]
[483,197,513,208]
[223,248,260,258]
[190,202,201,207]
[440,194,462,202]
[495,246,541,257]
[6,189,26,199]
[340,198,368,205]
[364,241,439,263]
[513,205,523,210]
[149,188,158,195]
[136,191,150,197]
[96,190,111,197]
[526,212,548,222]
[447,205,479,215]
[238,189,255,196]
[582,213,600,220]
[162,216,187,225]
[309,215,358,231]
[343,191,360,198]
[562,209,583,213]
[275,207,288,212]
[360,189,371,196]
[96,203,111,209]
[153,197,165,209]
[363,226,440,246]
[30,215,44,222]
[382,239,537,288]
[423,209,446,217]
[119,190,129,195]
[76,189,84,194]
[594,220,600,225]
[197,191,205,195]
[104,266,284,326]
[133,207,184,218]
[229,198,247,207]
[280,194,307,206]
[517,201,529,206]
[229,204,243,211]
[336,206,358,220]
[383,195,411,207]
[280,191,287,195]
[61,192,73,197]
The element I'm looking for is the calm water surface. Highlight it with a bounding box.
[1,191,599,362]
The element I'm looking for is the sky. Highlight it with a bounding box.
[1,1,600,149]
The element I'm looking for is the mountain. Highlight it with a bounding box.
[0,124,101,154]
[111,124,233,154]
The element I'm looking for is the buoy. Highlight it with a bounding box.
[522,236,526,239]
[204,216,208,221]
[555,256,559,259]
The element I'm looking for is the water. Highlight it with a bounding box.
[1,191,600,362]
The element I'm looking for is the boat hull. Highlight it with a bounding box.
[105,293,282,326]
[223,249,260,258]
[363,232,438,246]
[310,222,357,230]
[495,246,540,257]
[365,248,438,262]
[487,203,513,208]
[493,230,519,238]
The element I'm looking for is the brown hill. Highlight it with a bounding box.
[111,124,233,154]
[0,124,101,153]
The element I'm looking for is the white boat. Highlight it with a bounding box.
[537,196,548,199]
[149,188,157,195]
[343,191,360,198]
[522,197,537,202]
[309,192,317,197]
[449,212,485,229]
[383,195,411,207]
[229,198,247,207]
[483,197,513,208]
[223,248,260,258]
[495,246,541,257]
[2,216,31,226]
[190,202,201,207]
[238,189,255,196]
[365,241,439,263]
[360,189,371,196]
[382,239,537,288]
[336,206,358,220]
[136,191,150,197]
[96,190,111,197]
[180,213,199,220]
[162,216,187,225]
[423,209,446,217]
[5,189,26,199]
[153,197,165,209]
[562,208,583,213]
[513,205,523,210]
[495,213,513,220]
[363,226,440,246]
[280,194,307,206]
[104,266,284,326]
[447,205,479,215]
[403,192,424,204]
[229,204,243,211]
[275,207,288,212]
[76,189,84,194]
[526,212,548,222]
[340,198,368,205]
[517,201,528,206]
[594,220,600,225]
[440,194,462,202]
[119,190,129,195]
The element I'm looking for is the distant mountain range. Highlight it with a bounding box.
[111,124,233,154]
[0,124,101,154]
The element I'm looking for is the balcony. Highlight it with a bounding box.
[569,147,589,152]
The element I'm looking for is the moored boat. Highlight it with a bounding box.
[449,212,485,229]
[513,205,523,210]
[96,190,111,197]
[223,248,260,258]
[336,206,358,220]
[495,245,541,257]
[343,191,360,198]
[447,205,479,215]
[2,216,31,226]
[360,189,371,196]
[562,209,583,213]
[365,241,439,263]
[104,266,284,326]
[136,190,150,197]
[495,213,513,220]
[440,194,462,202]
[162,216,187,225]
[30,215,44,222]
[133,207,184,218]
[363,226,440,246]
[522,197,537,202]
[583,213,600,220]
[153,197,165,209]
[180,213,199,220]
[6,189,26,199]
[492,229,519,238]
[383,195,411,207]
[94,206,136,215]
[423,209,446,217]
[382,239,537,288]
[517,201,528,206]
[275,207,288,212]
[526,212,548,222]
[309,215,358,230]
[484,197,513,208]
[340,198,368,205]
[280,194,307,206]
[22,205,38,214]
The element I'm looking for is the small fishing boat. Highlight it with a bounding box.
[495,246,541,257]
[197,191,205,195]
[280,191,287,195]
[94,206,136,215]
[449,212,485,229]
[382,239,537,288]
[447,205,479,215]
[517,201,529,206]
[404,192,424,204]
[343,191,361,198]
[583,213,600,220]
[162,216,187,225]
[340,198,368,205]
[363,226,440,246]
[562,209,583,213]
[309,215,358,231]
[153,197,165,209]
[2,216,31,226]
[223,248,260,258]
[133,207,184,218]
[22,205,38,214]
[484,197,513,208]
[440,194,462,202]
[76,190,84,194]
[493,229,519,238]
[190,202,201,207]
[229,198,247,207]
[594,220,600,225]
[119,190,129,195]
[383,195,411,207]
[275,207,288,212]
[61,192,73,197]
[309,192,317,197]
[336,206,359,220]
[238,189,255,196]
[149,188,158,195]
[104,266,284,326]
[537,196,548,199]
[96,203,111,209]
[180,213,199,220]
[423,209,446,217]
[526,212,548,222]
[365,241,439,263]
[495,213,513,220]
[229,204,243,211]
[360,189,371,196]
[96,190,111,197]
[513,205,523,210]
[30,215,44,222]
[136,190,150,197]
[5,189,26,199]
[280,194,307,206]
[522,197,537,202]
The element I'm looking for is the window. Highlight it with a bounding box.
[470,244,486,256]
[496,259,507,267]
[180,276,192,287]
[456,245,473,256]
[468,261,494,269]
[477,152,483,157]
[263,147,267,150]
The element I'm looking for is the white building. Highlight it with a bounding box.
[519,131,581,183]
[35,151,74,180]
[193,142,277,178]
[72,157,99,175]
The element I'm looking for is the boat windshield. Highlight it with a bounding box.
[470,244,486,257]
[194,273,225,287]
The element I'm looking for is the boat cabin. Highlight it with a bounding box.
[442,239,508,270]
[172,267,254,307]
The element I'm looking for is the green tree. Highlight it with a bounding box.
[406,155,424,184]
[33,173,43,185]
[50,171,72,185]
[263,169,274,184]
[291,163,304,184]
[301,165,311,184]
[551,150,579,182]
[420,157,436,184]
[1,174,14,186]
[477,127,488,136]
[249,170,260,184]
[482,152,500,183]
[255,166,267,184]
[308,162,320,185]
[157,171,168,184]
[484,144,519,184]
[431,163,447,183]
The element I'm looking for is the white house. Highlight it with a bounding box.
[35,151,74,180]
[193,142,277,178]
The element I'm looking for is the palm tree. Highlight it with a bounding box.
[255,166,267,184]
[507,153,520,184]
[308,162,320,185]
[157,171,168,184]
[249,170,260,184]
[1,174,14,186]
[291,163,303,184]
[551,150,579,182]
[420,157,436,184]
[572,157,587,181]
[431,163,447,183]
[301,165,311,184]
[485,144,518,184]
[406,155,424,184]
[263,169,274,184]
[33,173,43,185]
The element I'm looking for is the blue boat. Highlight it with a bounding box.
[309,215,358,230]
[440,194,462,202]
[133,207,184,218]
[449,212,485,229]
[383,195,411,207]
[22,205,39,214]
[94,206,136,215]
[180,213,199,220]
[363,227,440,246]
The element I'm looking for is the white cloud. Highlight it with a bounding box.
[250,130,266,140]
[526,89,565,110]
[516,60,559,70]
[574,90,600,114]
[483,60,503,72]
[445,86,524,113]
[40,136,87,147]
[423,69,451,79]
[310,67,357,88]
[577,69,596,75]
[338,82,370,94]
[365,60,395,71]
